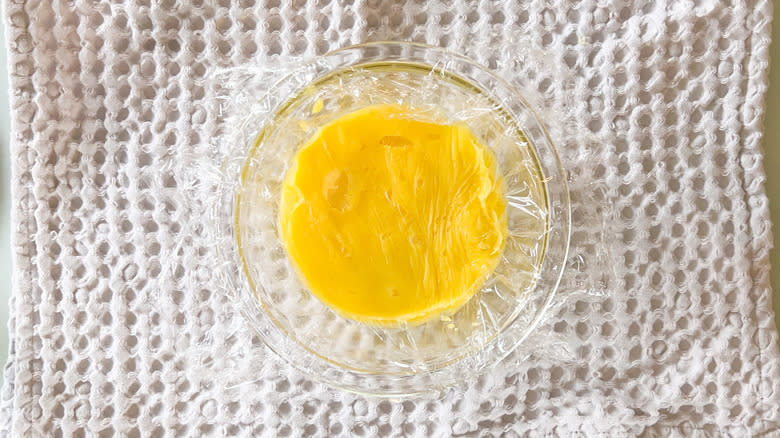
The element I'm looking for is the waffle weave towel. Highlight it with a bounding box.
[1,0,778,435]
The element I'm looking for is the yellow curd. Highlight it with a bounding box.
[279,104,507,325]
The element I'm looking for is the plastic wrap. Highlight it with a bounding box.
[184,42,614,396]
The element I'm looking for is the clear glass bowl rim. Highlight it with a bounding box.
[225,41,572,397]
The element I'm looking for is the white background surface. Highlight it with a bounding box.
[0,14,11,385]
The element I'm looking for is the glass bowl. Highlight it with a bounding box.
[220,42,570,396]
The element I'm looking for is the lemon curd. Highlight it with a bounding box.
[278,104,508,325]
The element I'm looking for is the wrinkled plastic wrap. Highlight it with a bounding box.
[183,43,614,396]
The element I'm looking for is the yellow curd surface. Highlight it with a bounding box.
[279,104,507,325]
